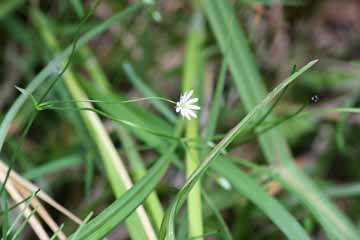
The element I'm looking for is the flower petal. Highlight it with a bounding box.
[182,110,191,120]
[188,104,200,110]
[186,98,198,104]
[183,90,193,102]
[187,110,197,118]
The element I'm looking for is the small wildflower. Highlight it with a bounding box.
[175,90,200,120]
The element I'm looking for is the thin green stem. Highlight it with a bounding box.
[41,96,176,107]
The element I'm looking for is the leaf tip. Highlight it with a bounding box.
[310,59,319,65]
[14,86,26,95]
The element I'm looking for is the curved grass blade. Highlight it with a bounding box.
[159,60,318,240]
[201,0,359,238]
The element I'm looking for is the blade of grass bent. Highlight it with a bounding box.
[160,60,317,240]
[202,1,359,239]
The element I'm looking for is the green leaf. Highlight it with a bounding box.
[182,10,205,239]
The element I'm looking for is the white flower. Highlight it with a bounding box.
[175,90,200,120]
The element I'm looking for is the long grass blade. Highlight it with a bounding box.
[182,9,205,240]
[160,60,317,240]
[201,1,359,239]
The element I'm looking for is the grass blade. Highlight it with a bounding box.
[182,9,205,240]
[71,212,93,240]
[201,1,359,239]
[24,154,82,180]
[160,60,317,240]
